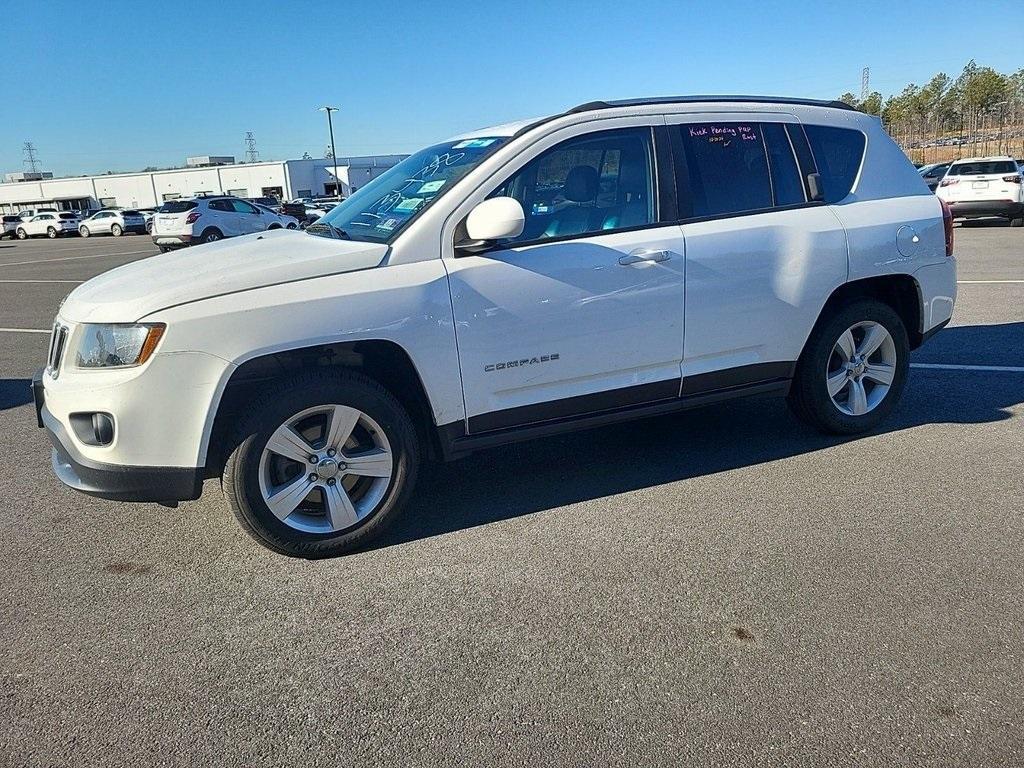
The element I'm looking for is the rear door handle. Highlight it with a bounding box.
[618,249,672,266]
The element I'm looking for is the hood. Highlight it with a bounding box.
[59,228,388,323]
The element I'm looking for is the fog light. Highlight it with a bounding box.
[69,412,115,446]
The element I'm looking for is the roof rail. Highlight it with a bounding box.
[567,95,859,114]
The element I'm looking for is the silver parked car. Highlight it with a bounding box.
[78,209,148,238]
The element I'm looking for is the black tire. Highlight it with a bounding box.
[47,227,58,239]
[111,223,123,237]
[158,245,171,253]
[286,223,297,230]
[199,227,222,243]
[222,369,420,558]
[267,223,281,230]
[80,226,90,238]
[16,228,27,240]
[147,222,154,234]
[787,299,909,435]
[1010,216,1024,228]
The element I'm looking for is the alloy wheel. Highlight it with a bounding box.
[258,404,394,534]
[826,321,897,416]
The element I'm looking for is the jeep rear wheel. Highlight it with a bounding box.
[787,299,909,434]
[222,370,419,558]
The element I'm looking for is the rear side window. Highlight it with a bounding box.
[122,210,141,216]
[229,199,260,214]
[58,213,77,220]
[947,160,1016,176]
[677,123,773,217]
[804,125,866,203]
[161,201,197,213]
[762,123,806,206]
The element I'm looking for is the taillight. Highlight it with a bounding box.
[184,211,201,225]
[1002,174,1022,184]
[939,178,958,187]
[939,199,954,257]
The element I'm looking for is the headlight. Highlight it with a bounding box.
[73,323,165,369]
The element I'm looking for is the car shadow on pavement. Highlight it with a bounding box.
[377,322,1024,551]
[0,379,32,411]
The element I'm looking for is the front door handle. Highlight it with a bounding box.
[618,249,672,266]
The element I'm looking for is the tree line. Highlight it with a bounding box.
[838,61,1024,162]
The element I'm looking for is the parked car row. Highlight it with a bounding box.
[1,196,301,243]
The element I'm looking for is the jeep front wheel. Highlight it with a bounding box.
[222,370,419,558]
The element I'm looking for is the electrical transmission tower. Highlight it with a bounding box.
[244,132,259,163]
[23,141,40,173]
[860,67,870,101]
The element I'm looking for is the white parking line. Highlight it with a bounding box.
[912,363,1024,373]
[0,279,83,284]
[0,328,50,334]
[0,249,153,267]
[957,280,1024,284]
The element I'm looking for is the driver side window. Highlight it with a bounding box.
[492,127,655,245]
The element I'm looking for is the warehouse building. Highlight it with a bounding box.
[0,155,407,214]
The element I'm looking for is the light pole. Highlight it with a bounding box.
[994,100,1009,155]
[319,106,341,197]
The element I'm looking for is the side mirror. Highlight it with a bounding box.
[807,172,825,202]
[457,197,525,254]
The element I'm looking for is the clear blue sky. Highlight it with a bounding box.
[2,0,1020,176]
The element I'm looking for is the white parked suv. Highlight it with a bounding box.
[935,156,1024,226]
[79,209,148,238]
[151,195,298,251]
[34,96,957,557]
[16,212,79,239]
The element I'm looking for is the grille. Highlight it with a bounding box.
[46,323,68,378]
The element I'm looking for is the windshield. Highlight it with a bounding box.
[315,137,508,242]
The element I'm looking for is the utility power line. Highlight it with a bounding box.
[23,141,40,173]
[244,132,259,163]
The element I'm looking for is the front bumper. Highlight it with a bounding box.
[947,200,1024,219]
[33,369,203,503]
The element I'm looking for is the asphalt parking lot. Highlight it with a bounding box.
[1,226,1022,767]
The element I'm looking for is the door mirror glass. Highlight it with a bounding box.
[464,197,525,243]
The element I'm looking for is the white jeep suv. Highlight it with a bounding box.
[151,195,298,251]
[35,96,957,557]
[935,156,1024,226]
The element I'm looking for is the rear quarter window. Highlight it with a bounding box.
[804,125,866,203]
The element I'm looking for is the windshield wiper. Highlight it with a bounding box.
[329,224,351,240]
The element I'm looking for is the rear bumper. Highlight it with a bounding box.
[152,234,192,248]
[947,200,1024,218]
[34,370,202,503]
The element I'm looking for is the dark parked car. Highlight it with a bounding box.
[918,162,950,192]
